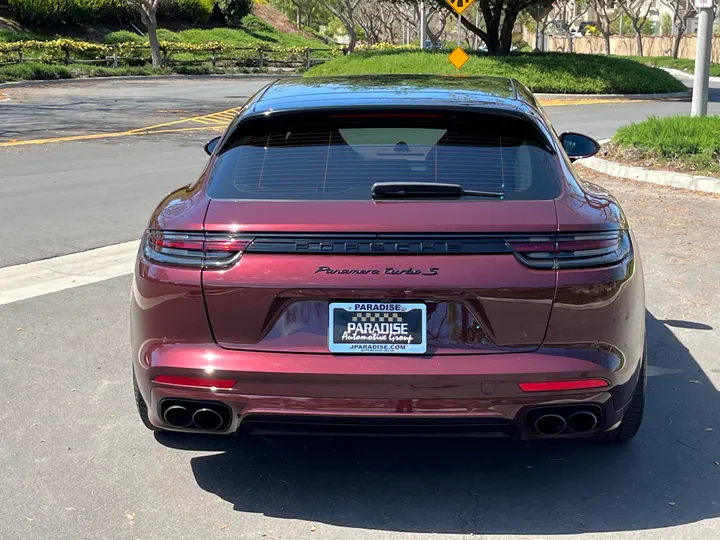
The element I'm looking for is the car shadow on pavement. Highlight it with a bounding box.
[157,310,720,535]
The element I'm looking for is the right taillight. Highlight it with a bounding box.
[509,231,631,270]
[143,230,252,268]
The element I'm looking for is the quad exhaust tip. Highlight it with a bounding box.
[530,407,600,436]
[163,405,193,428]
[161,400,230,431]
[567,410,599,433]
[534,414,567,436]
[192,408,224,431]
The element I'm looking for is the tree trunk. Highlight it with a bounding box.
[140,10,162,68]
[672,24,684,58]
[567,34,573,53]
[632,23,643,56]
[296,7,302,30]
[499,10,518,55]
[603,31,611,56]
[347,26,357,53]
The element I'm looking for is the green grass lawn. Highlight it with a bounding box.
[611,116,720,176]
[624,55,720,78]
[0,15,328,49]
[304,50,687,94]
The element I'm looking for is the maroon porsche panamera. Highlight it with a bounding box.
[131,75,646,441]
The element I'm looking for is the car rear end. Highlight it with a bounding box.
[131,90,644,439]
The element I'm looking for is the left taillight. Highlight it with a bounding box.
[509,231,631,270]
[143,230,252,268]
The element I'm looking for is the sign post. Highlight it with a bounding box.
[445,0,475,69]
[691,0,715,116]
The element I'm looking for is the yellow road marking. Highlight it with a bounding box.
[0,125,224,148]
[0,97,685,147]
[1,105,242,147]
[539,97,685,107]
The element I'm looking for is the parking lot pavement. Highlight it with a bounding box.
[0,136,208,267]
[0,77,272,141]
[0,168,718,540]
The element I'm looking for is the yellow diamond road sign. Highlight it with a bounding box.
[445,0,474,15]
[448,47,469,69]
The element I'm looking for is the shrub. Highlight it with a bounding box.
[0,62,72,83]
[660,13,673,35]
[8,0,135,27]
[159,0,215,23]
[103,30,144,44]
[155,28,182,42]
[241,14,274,34]
[178,0,215,24]
[217,0,252,25]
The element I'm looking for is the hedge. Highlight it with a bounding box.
[0,38,342,56]
[8,0,219,27]
[8,0,136,26]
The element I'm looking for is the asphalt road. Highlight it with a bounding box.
[1,76,719,267]
[1,75,719,540]
[0,77,272,140]
[1,172,718,540]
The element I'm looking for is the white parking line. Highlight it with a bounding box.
[0,240,139,306]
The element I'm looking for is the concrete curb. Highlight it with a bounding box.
[578,155,720,195]
[534,90,691,100]
[0,73,300,89]
[662,67,720,84]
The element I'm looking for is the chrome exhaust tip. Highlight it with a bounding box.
[192,408,224,431]
[534,414,567,436]
[163,405,193,427]
[567,410,599,433]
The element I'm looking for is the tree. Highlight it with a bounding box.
[552,0,589,53]
[357,0,385,43]
[389,0,554,55]
[588,0,621,55]
[661,0,696,58]
[125,0,164,67]
[322,0,362,51]
[377,3,400,43]
[617,0,653,56]
[388,0,420,44]
[427,4,450,48]
[218,0,253,25]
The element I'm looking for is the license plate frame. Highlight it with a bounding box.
[328,302,427,354]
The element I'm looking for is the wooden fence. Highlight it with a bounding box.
[0,44,339,71]
[521,25,720,63]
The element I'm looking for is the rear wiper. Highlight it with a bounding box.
[371,182,504,200]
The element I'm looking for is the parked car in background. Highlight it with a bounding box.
[572,21,598,36]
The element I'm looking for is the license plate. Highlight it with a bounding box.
[328,302,427,354]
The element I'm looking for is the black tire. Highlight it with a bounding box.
[603,345,647,442]
[133,368,161,432]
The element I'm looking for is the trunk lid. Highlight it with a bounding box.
[202,199,558,355]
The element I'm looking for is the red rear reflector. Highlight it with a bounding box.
[153,375,235,389]
[518,379,609,392]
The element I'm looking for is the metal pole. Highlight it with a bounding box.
[691,7,714,117]
[458,13,461,48]
[619,12,623,36]
[420,1,426,48]
[474,7,479,50]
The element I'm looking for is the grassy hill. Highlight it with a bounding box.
[305,50,688,95]
[0,2,327,49]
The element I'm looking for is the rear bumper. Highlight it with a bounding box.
[134,342,642,439]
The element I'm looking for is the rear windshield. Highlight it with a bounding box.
[207,114,561,201]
